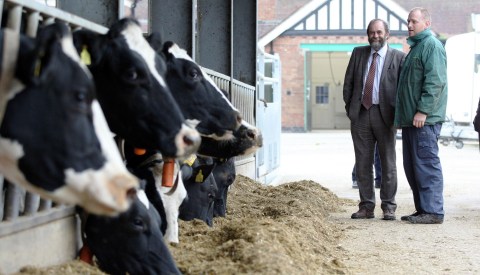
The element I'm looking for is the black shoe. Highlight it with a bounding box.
[351,208,374,219]
[382,210,396,220]
[400,211,422,221]
[408,214,444,224]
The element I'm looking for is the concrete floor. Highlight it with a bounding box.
[271,130,480,214]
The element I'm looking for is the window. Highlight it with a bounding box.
[315,86,329,104]
[122,0,149,33]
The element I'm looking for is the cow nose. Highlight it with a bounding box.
[176,124,201,157]
[127,186,137,199]
[247,129,263,147]
[183,134,199,147]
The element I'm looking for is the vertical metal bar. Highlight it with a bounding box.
[25,11,40,38]
[192,0,198,62]
[23,193,40,215]
[7,4,22,32]
[230,0,233,101]
[4,181,21,221]
[43,16,55,26]
[0,0,5,24]
[0,176,4,220]
[39,199,52,211]
[22,10,41,216]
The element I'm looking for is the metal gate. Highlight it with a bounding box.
[256,47,281,184]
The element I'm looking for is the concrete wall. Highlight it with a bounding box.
[0,211,78,274]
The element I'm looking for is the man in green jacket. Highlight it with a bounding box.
[394,7,448,224]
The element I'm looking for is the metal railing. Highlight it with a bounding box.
[203,68,257,165]
[0,0,109,236]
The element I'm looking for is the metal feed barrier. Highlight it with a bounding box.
[204,68,257,166]
[0,0,108,233]
[0,0,256,272]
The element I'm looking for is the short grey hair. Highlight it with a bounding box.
[410,7,431,22]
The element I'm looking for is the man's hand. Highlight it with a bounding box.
[413,112,427,128]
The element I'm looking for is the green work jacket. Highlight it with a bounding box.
[394,29,448,127]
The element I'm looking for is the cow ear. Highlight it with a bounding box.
[161,41,175,60]
[32,23,70,78]
[72,29,102,66]
[34,22,68,58]
[146,32,163,53]
[190,164,216,183]
[13,33,36,84]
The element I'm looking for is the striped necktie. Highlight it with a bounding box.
[362,52,378,110]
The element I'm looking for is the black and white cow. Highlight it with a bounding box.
[73,18,200,159]
[119,39,263,243]
[0,23,138,216]
[159,41,263,158]
[178,156,236,224]
[82,187,181,275]
[212,157,236,217]
[178,155,217,226]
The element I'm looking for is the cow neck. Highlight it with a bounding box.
[0,29,20,125]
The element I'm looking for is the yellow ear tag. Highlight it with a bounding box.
[195,169,204,183]
[34,58,41,77]
[183,154,197,167]
[80,45,91,65]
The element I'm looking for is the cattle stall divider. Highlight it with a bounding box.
[0,0,257,273]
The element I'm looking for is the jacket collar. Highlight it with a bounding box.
[407,28,432,47]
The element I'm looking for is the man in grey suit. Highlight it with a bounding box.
[343,19,406,220]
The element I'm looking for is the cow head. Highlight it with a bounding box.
[0,23,138,215]
[83,189,181,275]
[156,40,263,158]
[179,155,218,226]
[212,158,236,217]
[123,141,187,243]
[73,18,200,158]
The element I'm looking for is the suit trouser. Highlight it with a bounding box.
[352,143,381,183]
[401,125,444,216]
[351,105,397,212]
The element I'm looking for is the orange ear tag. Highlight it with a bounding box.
[162,158,175,187]
[79,245,94,265]
[134,148,146,155]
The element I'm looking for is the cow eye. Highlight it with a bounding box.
[125,68,138,81]
[132,217,144,229]
[75,91,87,102]
[74,90,91,110]
[188,68,200,80]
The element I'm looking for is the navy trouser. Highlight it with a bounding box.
[402,124,444,216]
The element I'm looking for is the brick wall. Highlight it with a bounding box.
[267,34,407,131]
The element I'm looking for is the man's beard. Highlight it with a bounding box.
[370,39,385,51]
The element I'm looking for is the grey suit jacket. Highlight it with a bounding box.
[343,45,406,127]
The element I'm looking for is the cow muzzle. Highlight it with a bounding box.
[175,123,201,158]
